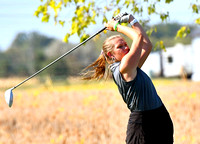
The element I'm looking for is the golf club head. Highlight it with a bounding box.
[5,88,14,107]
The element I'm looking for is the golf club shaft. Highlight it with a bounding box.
[12,27,107,90]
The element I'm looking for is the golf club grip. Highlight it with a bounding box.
[12,27,107,90]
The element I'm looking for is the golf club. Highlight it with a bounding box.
[4,27,106,107]
[4,12,129,107]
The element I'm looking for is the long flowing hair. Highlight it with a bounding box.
[82,35,123,80]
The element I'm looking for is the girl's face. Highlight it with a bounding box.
[109,37,130,61]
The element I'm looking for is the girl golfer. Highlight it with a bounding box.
[83,13,174,144]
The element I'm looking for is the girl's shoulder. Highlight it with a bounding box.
[110,62,121,73]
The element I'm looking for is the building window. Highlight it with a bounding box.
[168,56,173,63]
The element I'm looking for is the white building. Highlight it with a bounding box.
[191,38,200,81]
[142,38,200,81]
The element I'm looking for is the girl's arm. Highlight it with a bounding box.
[105,20,143,82]
[129,15,152,68]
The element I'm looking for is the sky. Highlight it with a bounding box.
[0,0,198,51]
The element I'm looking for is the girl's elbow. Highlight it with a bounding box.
[146,38,152,51]
[138,33,143,43]
[149,41,153,50]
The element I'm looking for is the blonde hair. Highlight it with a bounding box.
[82,35,123,80]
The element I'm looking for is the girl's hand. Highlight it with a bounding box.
[114,12,135,23]
[105,19,118,31]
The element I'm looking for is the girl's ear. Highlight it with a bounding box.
[107,52,112,58]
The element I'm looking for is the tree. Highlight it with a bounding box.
[4,32,54,77]
[34,0,200,50]
[0,52,9,77]
[150,23,194,48]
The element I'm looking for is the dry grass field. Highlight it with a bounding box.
[0,77,200,144]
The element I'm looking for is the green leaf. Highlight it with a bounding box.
[77,0,85,2]
[80,33,89,42]
[124,0,130,8]
[63,33,70,43]
[165,0,173,4]
[113,8,120,17]
[146,27,157,37]
[70,21,78,35]
[63,0,68,6]
[160,12,169,22]
[195,17,200,24]
[159,40,166,51]
[34,11,40,17]
[56,1,62,9]
[75,6,83,17]
[192,4,199,13]
[92,10,96,19]
[37,5,45,12]
[49,0,56,9]
[175,26,190,39]
[148,4,155,15]
[102,15,107,23]
[155,40,166,51]
[59,20,65,26]
[41,14,50,22]
[133,5,139,13]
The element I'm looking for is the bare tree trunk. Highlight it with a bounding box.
[159,50,164,77]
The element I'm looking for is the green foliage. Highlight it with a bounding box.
[45,59,69,77]
[160,12,169,22]
[146,27,157,37]
[154,40,166,51]
[0,31,100,78]
[80,33,90,42]
[151,23,181,38]
[175,26,190,39]
[59,20,65,26]
[0,52,9,77]
[165,0,173,3]
[192,4,199,13]
[34,0,173,43]
[148,4,155,15]
[195,18,200,24]
[4,32,54,77]
[191,2,200,25]
[149,23,193,49]
[0,22,196,78]
[32,0,200,53]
